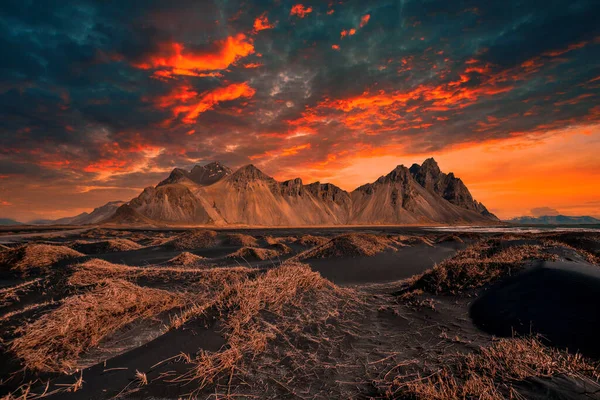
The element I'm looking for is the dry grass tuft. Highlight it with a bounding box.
[381,337,600,399]
[165,252,206,267]
[390,235,434,247]
[223,233,258,247]
[162,230,218,250]
[68,259,249,287]
[409,241,557,295]
[0,244,83,276]
[297,234,329,247]
[70,238,142,253]
[177,262,358,393]
[10,279,183,373]
[435,234,464,244]
[264,236,297,246]
[226,246,280,261]
[295,233,395,260]
[269,242,293,254]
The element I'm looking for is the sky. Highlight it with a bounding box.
[0,0,599,222]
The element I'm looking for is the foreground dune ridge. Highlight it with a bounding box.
[0,229,599,399]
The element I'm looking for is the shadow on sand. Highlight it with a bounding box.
[470,260,600,358]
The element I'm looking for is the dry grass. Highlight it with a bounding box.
[175,262,359,394]
[264,236,297,245]
[226,246,280,261]
[269,242,293,254]
[295,233,395,260]
[70,238,142,253]
[10,279,183,373]
[223,233,258,247]
[390,235,434,247]
[408,241,557,295]
[381,337,600,399]
[435,234,464,244]
[541,237,599,265]
[164,252,206,267]
[162,230,218,250]
[68,259,249,287]
[0,244,83,276]
[297,234,329,247]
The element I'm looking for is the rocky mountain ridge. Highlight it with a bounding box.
[106,158,498,226]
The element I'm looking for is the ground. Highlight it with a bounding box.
[0,226,599,399]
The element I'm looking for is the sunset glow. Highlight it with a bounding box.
[0,0,598,222]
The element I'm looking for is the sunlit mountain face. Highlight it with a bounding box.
[0,0,598,222]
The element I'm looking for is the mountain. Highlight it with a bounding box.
[107,159,498,226]
[409,158,496,219]
[508,215,600,225]
[0,218,22,226]
[351,165,494,224]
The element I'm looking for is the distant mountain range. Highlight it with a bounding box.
[0,218,22,226]
[508,215,600,225]
[30,201,125,226]
[98,158,498,226]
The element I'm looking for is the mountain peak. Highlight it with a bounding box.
[421,157,441,174]
[159,162,231,187]
[231,164,273,182]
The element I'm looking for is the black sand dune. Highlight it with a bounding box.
[307,241,465,285]
[44,318,225,399]
[470,260,600,358]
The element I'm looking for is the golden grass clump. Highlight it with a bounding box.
[390,235,434,247]
[383,337,599,400]
[435,234,464,244]
[223,233,258,247]
[297,234,329,247]
[269,242,293,254]
[178,262,358,393]
[165,252,206,267]
[162,230,218,250]
[71,238,142,253]
[10,279,183,373]
[409,242,557,294]
[226,246,280,261]
[264,236,297,245]
[68,258,249,287]
[0,244,83,276]
[295,233,395,260]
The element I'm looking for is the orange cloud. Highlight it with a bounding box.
[243,62,263,68]
[171,82,256,124]
[132,34,254,76]
[290,4,312,18]
[254,13,275,32]
[359,14,371,28]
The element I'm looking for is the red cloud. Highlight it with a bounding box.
[290,4,313,18]
[170,82,256,124]
[359,14,371,28]
[254,13,275,32]
[132,34,254,77]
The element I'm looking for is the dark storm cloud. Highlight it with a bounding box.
[0,0,598,219]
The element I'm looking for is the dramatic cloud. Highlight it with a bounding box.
[0,0,598,221]
[290,4,312,18]
[254,13,275,32]
[131,34,255,77]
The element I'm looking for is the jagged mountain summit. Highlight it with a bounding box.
[106,159,498,226]
[409,158,496,219]
[158,161,232,187]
